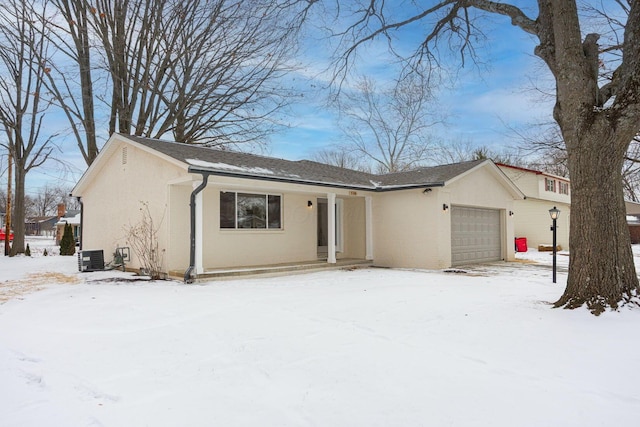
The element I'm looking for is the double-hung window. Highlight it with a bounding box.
[220,192,282,229]
[559,181,569,195]
[545,178,556,192]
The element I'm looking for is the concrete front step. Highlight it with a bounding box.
[170,259,373,281]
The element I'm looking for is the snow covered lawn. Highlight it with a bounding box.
[1,241,639,426]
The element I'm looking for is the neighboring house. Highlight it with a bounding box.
[25,216,58,236]
[55,206,81,245]
[497,164,571,251]
[626,201,640,243]
[72,134,524,280]
[0,211,5,230]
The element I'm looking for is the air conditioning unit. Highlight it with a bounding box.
[78,250,105,272]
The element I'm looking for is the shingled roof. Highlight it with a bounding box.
[126,134,488,191]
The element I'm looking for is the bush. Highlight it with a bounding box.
[60,223,76,256]
[125,202,166,280]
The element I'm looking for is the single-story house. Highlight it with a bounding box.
[72,134,524,281]
[497,163,571,251]
[56,212,81,245]
[25,216,58,237]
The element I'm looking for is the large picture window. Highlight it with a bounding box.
[220,192,282,229]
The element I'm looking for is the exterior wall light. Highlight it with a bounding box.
[307,200,313,208]
[442,203,449,211]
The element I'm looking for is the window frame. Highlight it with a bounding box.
[559,181,570,195]
[545,178,556,192]
[219,191,283,230]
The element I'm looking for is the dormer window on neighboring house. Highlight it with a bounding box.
[545,178,556,192]
[559,181,569,195]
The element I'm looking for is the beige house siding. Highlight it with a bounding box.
[500,168,541,197]
[373,164,517,270]
[74,135,523,277]
[79,137,185,271]
[167,183,191,272]
[202,186,317,268]
[512,199,570,250]
[498,164,571,251]
[179,175,370,271]
[372,189,440,269]
[340,197,366,259]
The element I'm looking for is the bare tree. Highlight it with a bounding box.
[332,73,441,173]
[29,184,69,216]
[318,0,640,314]
[430,139,524,166]
[0,0,58,255]
[39,0,306,166]
[311,146,371,172]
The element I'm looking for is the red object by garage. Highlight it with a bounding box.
[515,237,527,252]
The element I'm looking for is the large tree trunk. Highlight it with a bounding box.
[556,129,639,314]
[9,162,26,255]
[533,1,640,313]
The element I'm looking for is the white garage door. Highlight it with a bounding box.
[451,206,502,266]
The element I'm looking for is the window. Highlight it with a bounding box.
[545,178,556,192]
[559,181,569,195]
[220,192,282,229]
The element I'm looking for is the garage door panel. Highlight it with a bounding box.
[451,206,501,266]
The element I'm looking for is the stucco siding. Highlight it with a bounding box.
[202,186,317,268]
[373,189,444,269]
[339,197,366,259]
[512,199,570,250]
[79,140,185,271]
[168,184,191,272]
[372,166,518,270]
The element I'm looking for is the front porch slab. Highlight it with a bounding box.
[170,258,373,282]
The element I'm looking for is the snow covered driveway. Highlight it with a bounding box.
[1,248,639,426]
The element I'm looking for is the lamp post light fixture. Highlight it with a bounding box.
[549,206,561,283]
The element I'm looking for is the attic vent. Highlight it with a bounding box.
[122,146,128,165]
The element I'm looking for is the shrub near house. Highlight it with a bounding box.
[59,223,76,256]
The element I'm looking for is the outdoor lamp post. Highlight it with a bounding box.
[549,206,561,283]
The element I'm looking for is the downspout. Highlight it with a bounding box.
[76,196,83,250]
[184,173,209,283]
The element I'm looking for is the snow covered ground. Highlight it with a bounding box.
[1,239,639,426]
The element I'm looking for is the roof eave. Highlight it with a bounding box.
[188,166,446,193]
